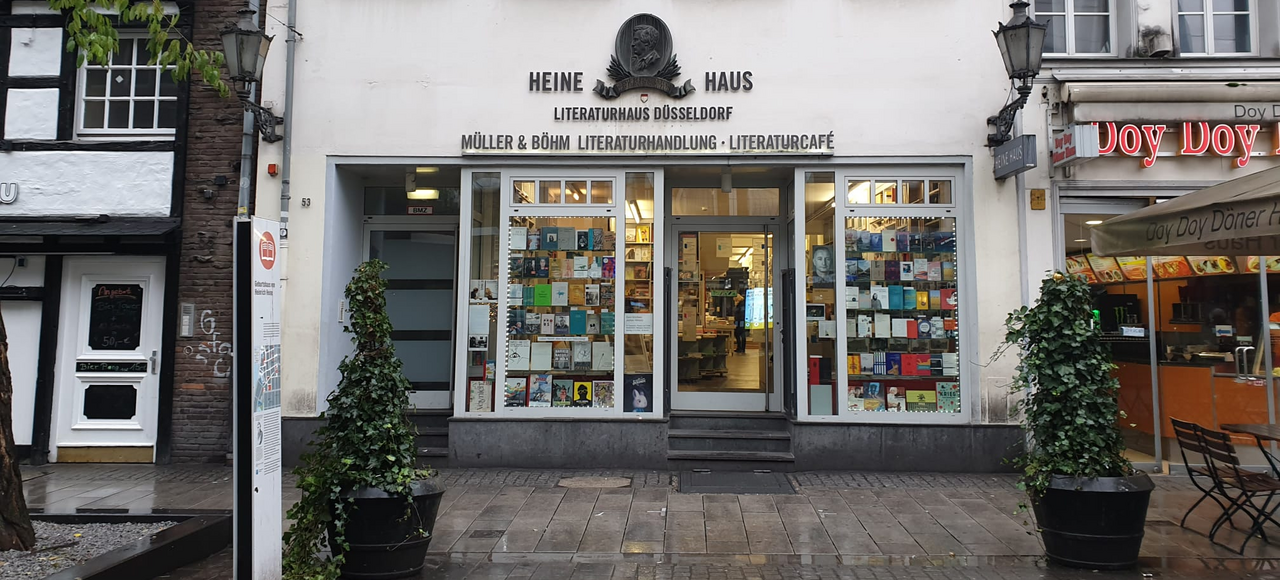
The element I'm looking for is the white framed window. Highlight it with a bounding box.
[1034,0,1114,55]
[1177,0,1254,55]
[77,36,178,137]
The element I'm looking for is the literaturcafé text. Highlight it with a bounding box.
[1094,122,1280,168]
[460,131,835,154]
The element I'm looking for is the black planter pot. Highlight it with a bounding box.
[1031,473,1153,570]
[329,479,446,580]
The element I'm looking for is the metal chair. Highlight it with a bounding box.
[1199,426,1280,554]
[1171,418,1247,530]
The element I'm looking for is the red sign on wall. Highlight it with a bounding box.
[1092,121,1280,168]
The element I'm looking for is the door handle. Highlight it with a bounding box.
[150,350,158,375]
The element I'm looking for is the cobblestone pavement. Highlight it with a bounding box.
[156,549,1280,579]
[19,464,1258,580]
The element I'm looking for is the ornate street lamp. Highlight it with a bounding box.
[987,1,1047,147]
[220,8,282,143]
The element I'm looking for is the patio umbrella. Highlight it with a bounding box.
[1091,165,1280,257]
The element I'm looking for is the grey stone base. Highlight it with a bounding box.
[790,423,1022,472]
[449,418,669,469]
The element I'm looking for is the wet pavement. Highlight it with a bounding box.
[21,465,1280,579]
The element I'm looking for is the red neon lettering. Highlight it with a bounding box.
[1211,124,1235,155]
[1097,122,1117,154]
[1180,122,1210,155]
[1140,125,1166,168]
[1118,124,1142,155]
[1234,124,1261,168]
[1273,122,1280,156]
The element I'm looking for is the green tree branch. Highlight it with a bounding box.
[49,0,229,97]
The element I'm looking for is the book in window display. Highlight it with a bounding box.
[468,380,494,412]
[529,374,552,407]
[504,377,528,407]
[594,380,615,408]
[571,381,593,406]
[552,380,572,406]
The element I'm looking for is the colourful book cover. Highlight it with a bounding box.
[905,389,937,412]
[569,282,586,305]
[551,380,573,406]
[942,261,955,280]
[569,310,587,334]
[585,284,601,306]
[886,353,901,376]
[541,228,558,250]
[522,257,538,278]
[571,381,593,406]
[847,383,865,411]
[863,382,884,411]
[540,315,555,335]
[504,377,528,407]
[527,230,541,250]
[881,229,897,251]
[885,385,906,411]
[523,285,535,306]
[534,284,552,307]
[896,231,909,251]
[846,258,860,283]
[552,281,569,306]
[593,380,615,408]
[887,285,903,310]
[905,318,918,339]
[903,287,917,310]
[601,311,615,334]
[927,261,942,281]
[915,290,930,310]
[808,356,821,386]
[623,374,653,412]
[869,232,883,252]
[937,382,961,413]
[602,229,616,249]
[528,374,552,407]
[940,288,957,310]
[914,258,929,281]
[554,313,570,335]
[929,290,941,310]
[899,261,915,280]
[535,256,549,278]
[870,285,889,310]
[885,260,900,281]
[601,283,615,308]
[602,257,616,279]
[860,352,875,374]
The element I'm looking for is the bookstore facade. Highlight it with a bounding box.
[258,3,1025,470]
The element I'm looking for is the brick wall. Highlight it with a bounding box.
[169,1,264,462]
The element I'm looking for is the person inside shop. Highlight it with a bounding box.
[733,293,747,354]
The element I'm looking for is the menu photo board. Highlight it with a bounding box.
[1086,254,1123,283]
[1186,256,1238,276]
[1115,257,1147,281]
[1151,256,1193,279]
[1242,256,1280,274]
[1065,255,1098,284]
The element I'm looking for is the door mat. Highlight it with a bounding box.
[678,470,794,494]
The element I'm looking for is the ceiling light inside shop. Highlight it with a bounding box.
[1085,220,1103,225]
[416,167,439,174]
[408,188,439,200]
[1074,239,1087,243]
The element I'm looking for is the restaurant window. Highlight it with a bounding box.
[78,36,177,135]
[1034,0,1113,55]
[1177,0,1253,55]
[1062,198,1275,469]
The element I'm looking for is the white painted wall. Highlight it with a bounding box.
[9,27,62,77]
[5,88,58,140]
[3,255,46,446]
[255,0,1024,418]
[0,151,174,216]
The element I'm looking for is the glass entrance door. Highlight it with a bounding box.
[671,226,778,411]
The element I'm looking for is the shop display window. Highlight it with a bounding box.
[843,216,960,413]
[501,216,618,410]
[804,172,837,415]
[463,172,501,412]
[622,173,657,412]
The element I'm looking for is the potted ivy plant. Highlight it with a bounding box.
[283,260,444,580]
[1003,272,1153,570]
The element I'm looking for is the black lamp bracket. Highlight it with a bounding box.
[238,91,284,144]
[987,80,1032,148]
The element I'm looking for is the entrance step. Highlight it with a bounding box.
[667,450,796,472]
[668,429,792,453]
[668,410,790,432]
[416,446,450,469]
[409,409,451,467]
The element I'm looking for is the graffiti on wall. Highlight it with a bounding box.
[184,310,231,377]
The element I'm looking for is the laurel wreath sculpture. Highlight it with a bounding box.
[607,54,683,82]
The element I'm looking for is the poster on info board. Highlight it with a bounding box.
[246,217,283,579]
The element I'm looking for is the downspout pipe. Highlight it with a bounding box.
[279,0,297,242]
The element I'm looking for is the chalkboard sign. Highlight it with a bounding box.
[88,284,144,351]
[76,361,148,373]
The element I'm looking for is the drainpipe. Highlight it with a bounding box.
[278,0,297,244]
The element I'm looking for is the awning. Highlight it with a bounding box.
[0,217,180,237]
[1091,166,1280,256]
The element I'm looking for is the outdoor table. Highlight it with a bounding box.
[1222,424,1280,476]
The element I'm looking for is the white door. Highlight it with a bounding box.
[52,257,165,461]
